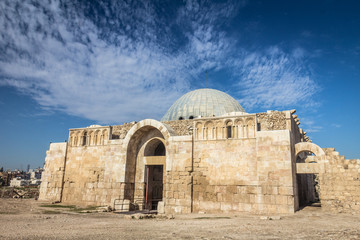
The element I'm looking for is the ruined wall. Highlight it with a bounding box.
[319,148,360,213]
[39,142,67,202]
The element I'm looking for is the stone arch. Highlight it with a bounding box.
[234,118,244,138]
[137,136,167,210]
[195,122,203,140]
[144,137,166,156]
[204,121,214,140]
[87,130,93,145]
[246,117,255,138]
[75,131,82,146]
[224,119,233,139]
[294,142,326,210]
[215,121,222,139]
[94,130,100,145]
[102,129,108,144]
[295,142,326,163]
[123,119,175,147]
[122,119,175,204]
[225,119,233,126]
[69,132,75,146]
[73,133,78,146]
[80,130,87,146]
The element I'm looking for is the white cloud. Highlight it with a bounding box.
[0,0,320,124]
[0,0,191,123]
[235,46,320,110]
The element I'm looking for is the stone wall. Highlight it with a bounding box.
[320,148,360,213]
[39,142,67,202]
[61,140,126,207]
[254,130,296,214]
[192,138,258,213]
[40,113,360,215]
[190,125,296,214]
[165,135,193,214]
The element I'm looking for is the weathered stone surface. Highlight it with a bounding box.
[256,111,286,131]
[111,122,136,139]
[39,110,360,215]
[162,120,194,136]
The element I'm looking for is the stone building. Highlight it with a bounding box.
[39,88,360,214]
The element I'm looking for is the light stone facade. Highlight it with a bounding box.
[39,90,360,215]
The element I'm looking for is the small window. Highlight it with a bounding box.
[189,116,194,119]
[227,126,232,138]
[179,117,184,120]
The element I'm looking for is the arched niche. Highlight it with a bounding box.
[225,119,233,139]
[122,119,174,207]
[144,137,166,156]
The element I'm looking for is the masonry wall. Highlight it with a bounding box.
[165,135,193,214]
[192,138,257,213]
[255,130,296,214]
[39,142,67,202]
[190,129,295,214]
[39,113,299,214]
[61,140,126,207]
[319,149,360,213]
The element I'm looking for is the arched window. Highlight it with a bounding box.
[227,126,232,138]
[189,116,194,119]
[179,117,184,120]
[82,132,87,146]
[225,120,233,139]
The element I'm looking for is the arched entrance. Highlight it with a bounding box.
[122,119,173,211]
[294,142,326,210]
[143,138,166,210]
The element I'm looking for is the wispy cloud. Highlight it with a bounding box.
[235,46,320,110]
[301,118,323,133]
[0,0,320,124]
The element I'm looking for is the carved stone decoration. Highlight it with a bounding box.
[256,111,286,131]
[162,120,195,136]
[111,122,137,139]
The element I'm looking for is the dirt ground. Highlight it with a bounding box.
[0,199,359,239]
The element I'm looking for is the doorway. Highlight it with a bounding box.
[144,165,163,210]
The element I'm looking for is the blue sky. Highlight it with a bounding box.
[0,0,359,170]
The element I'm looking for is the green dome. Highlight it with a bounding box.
[161,88,245,121]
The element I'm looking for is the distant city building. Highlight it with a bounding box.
[10,177,29,187]
[0,167,43,186]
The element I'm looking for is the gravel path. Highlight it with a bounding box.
[0,199,359,239]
